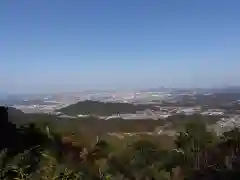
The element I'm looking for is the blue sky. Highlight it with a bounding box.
[0,0,240,93]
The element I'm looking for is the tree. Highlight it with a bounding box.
[172,121,217,179]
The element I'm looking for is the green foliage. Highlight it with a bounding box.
[2,106,240,180]
[58,100,154,116]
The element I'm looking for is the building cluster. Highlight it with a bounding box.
[25,104,227,121]
[13,104,59,114]
[94,106,225,121]
[201,109,225,116]
[208,115,240,135]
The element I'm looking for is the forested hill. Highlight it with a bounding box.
[7,107,26,124]
[8,107,57,126]
[58,100,154,116]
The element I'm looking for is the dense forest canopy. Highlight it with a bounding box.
[2,106,240,180]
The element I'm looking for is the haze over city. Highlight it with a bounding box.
[1,0,240,94]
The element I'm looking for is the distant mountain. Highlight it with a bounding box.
[217,86,240,93]
[140,87,170,92]
[195,86,240,94]
[141,86,240,94]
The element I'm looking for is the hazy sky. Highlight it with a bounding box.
[1,0,240,93]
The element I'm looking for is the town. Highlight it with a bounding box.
[8,89,240,135]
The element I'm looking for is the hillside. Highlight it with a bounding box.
[58,100,154,116]
[7,107,27,125]
[1,105,240,180]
